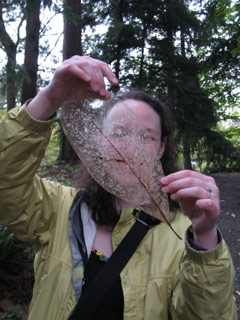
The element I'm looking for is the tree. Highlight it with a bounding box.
[0,0,25,110]
[200,0,240,122]
[21,0,41,104]
[85,0,235,171]
[133,0,218,169]
[192,0,240,172]
[63,0,82,59]
[58,0,82,163]
[83,0,144,88]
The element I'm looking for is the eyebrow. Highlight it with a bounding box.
[145,127,160,138]
[110,123,160,139]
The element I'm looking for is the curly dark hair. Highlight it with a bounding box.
[78,89,179,227]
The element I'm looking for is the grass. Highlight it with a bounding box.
[0,109,6,120]
[38,120,81,187]
[43,120,61,164]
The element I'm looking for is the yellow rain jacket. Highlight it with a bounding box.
[0,106,237,320]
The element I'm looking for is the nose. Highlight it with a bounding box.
[112,135,138,160]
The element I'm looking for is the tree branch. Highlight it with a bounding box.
[16,13,26,48]
[0,1,16,56]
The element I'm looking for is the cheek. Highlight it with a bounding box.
[126,140,160,158]
[143,141,161,156]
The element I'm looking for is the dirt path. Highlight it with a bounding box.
[212,173,240,318]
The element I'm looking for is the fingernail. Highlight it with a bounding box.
[160,177,167,184]
[92,84,99,91]
[104,92,111,100]
[84,75,91,81]
[100,89,106,96]
[113,76,118,83]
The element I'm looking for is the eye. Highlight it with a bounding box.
[141,133,151,141]
[138,129,154,143]
[109,126,128,138]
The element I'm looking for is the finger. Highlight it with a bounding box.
[160,170,215,186]
[195,198,220,215]
[93,67,109,97]
[64,58,101,92]
[162,177,217,195]
[89,69,101,92]
[57,63,91,82]
[88,74,111,100]
[77,61,111,97]
[75,57,118,86]
[170,186,211,201]
[99,61,118,85]
[64,56,118,85]
[90,67,115,99]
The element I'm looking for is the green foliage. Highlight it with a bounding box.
[38,161,81,187]
[0,0,239,171]
[0,108,6,119]
[0,225,34,296]
[0,306,22,320]
[201,0,240,111]
[195,128,240,173]
[0,0,26,21]
[38,120,81,187]
[84,0,239,166]
[43,119,60,163]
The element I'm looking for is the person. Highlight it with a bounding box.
[0,56,237,320]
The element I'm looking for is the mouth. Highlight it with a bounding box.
[100,157,126,163]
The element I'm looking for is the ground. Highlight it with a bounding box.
[212,173,240,318]
[0,170,239,319]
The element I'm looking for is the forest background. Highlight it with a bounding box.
[0,0,239,319]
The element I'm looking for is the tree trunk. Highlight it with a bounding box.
[114,0,124,82]
[165,1,175,104]
[0,0,17,110]
[58,0,82,163]
[183,136,193,170]
[138,43,145,86]
[63,0,82,60]
[21,0,41,104]
[6,52,16,111]
[180,28,192,170]
[137,22,147,88]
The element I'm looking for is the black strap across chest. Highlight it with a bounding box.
[69,208,160,320]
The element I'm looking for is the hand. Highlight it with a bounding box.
[160,170,220,249]
[27,56,118,120]
[45,55,118,106]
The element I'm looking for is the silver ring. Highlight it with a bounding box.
[207,187,212,199]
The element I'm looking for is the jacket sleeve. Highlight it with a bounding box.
[0,105,75,248]
[170,230,237,320]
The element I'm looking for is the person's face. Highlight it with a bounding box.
[100,99,166,187]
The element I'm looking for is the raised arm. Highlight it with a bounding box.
[0,56,118,245]
[27,56,118,120]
